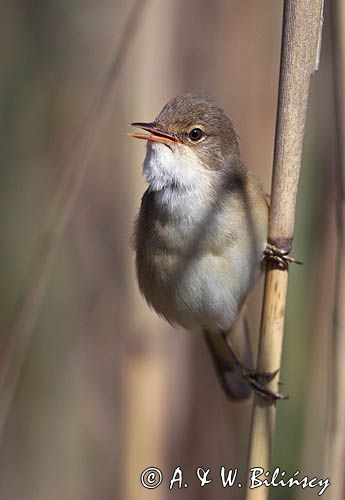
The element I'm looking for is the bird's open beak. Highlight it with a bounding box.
[128,122,177,144]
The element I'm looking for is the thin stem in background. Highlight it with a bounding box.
[327,0,345,497]
[245,1,324,499]
[0,0,147,441]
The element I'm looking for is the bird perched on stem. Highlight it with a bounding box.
[129,93,287,400]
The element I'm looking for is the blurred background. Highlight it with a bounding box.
[0,1,338,499]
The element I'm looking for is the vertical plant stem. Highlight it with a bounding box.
[327,1,345,498]
[245,1,324,499]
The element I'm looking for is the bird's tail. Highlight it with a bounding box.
[203,316,253,401]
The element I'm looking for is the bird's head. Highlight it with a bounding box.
[129,93,241,191]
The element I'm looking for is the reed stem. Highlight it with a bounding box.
[245,1,324,498]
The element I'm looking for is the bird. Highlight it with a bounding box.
[129,93,286,401]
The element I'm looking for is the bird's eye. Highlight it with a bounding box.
[188,127,204,142]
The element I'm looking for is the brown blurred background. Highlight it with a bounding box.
[0,1,337,499]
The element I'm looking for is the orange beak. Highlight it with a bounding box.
[128,122,177,144]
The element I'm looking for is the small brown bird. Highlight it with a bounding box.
[129,93,284,400]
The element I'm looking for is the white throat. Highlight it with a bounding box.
[143,142,221,212]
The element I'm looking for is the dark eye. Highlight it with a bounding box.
[188,128,204,142]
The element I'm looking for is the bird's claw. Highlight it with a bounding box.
[222,333,289,401]
[264,243,302,270]
[241,367,288,401]
[241,367,279,384]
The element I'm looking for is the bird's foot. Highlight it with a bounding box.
[264,243,302,270]
[240,366,288,401]
[222,333,288,401]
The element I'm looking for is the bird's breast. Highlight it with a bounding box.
[133,182,267,330]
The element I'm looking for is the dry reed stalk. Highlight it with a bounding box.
[327,1,345,498]
[245,1,324,499]
[0,0,147,440]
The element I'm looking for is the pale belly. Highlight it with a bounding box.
[137,244,261,332]
[134,173,267,332]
